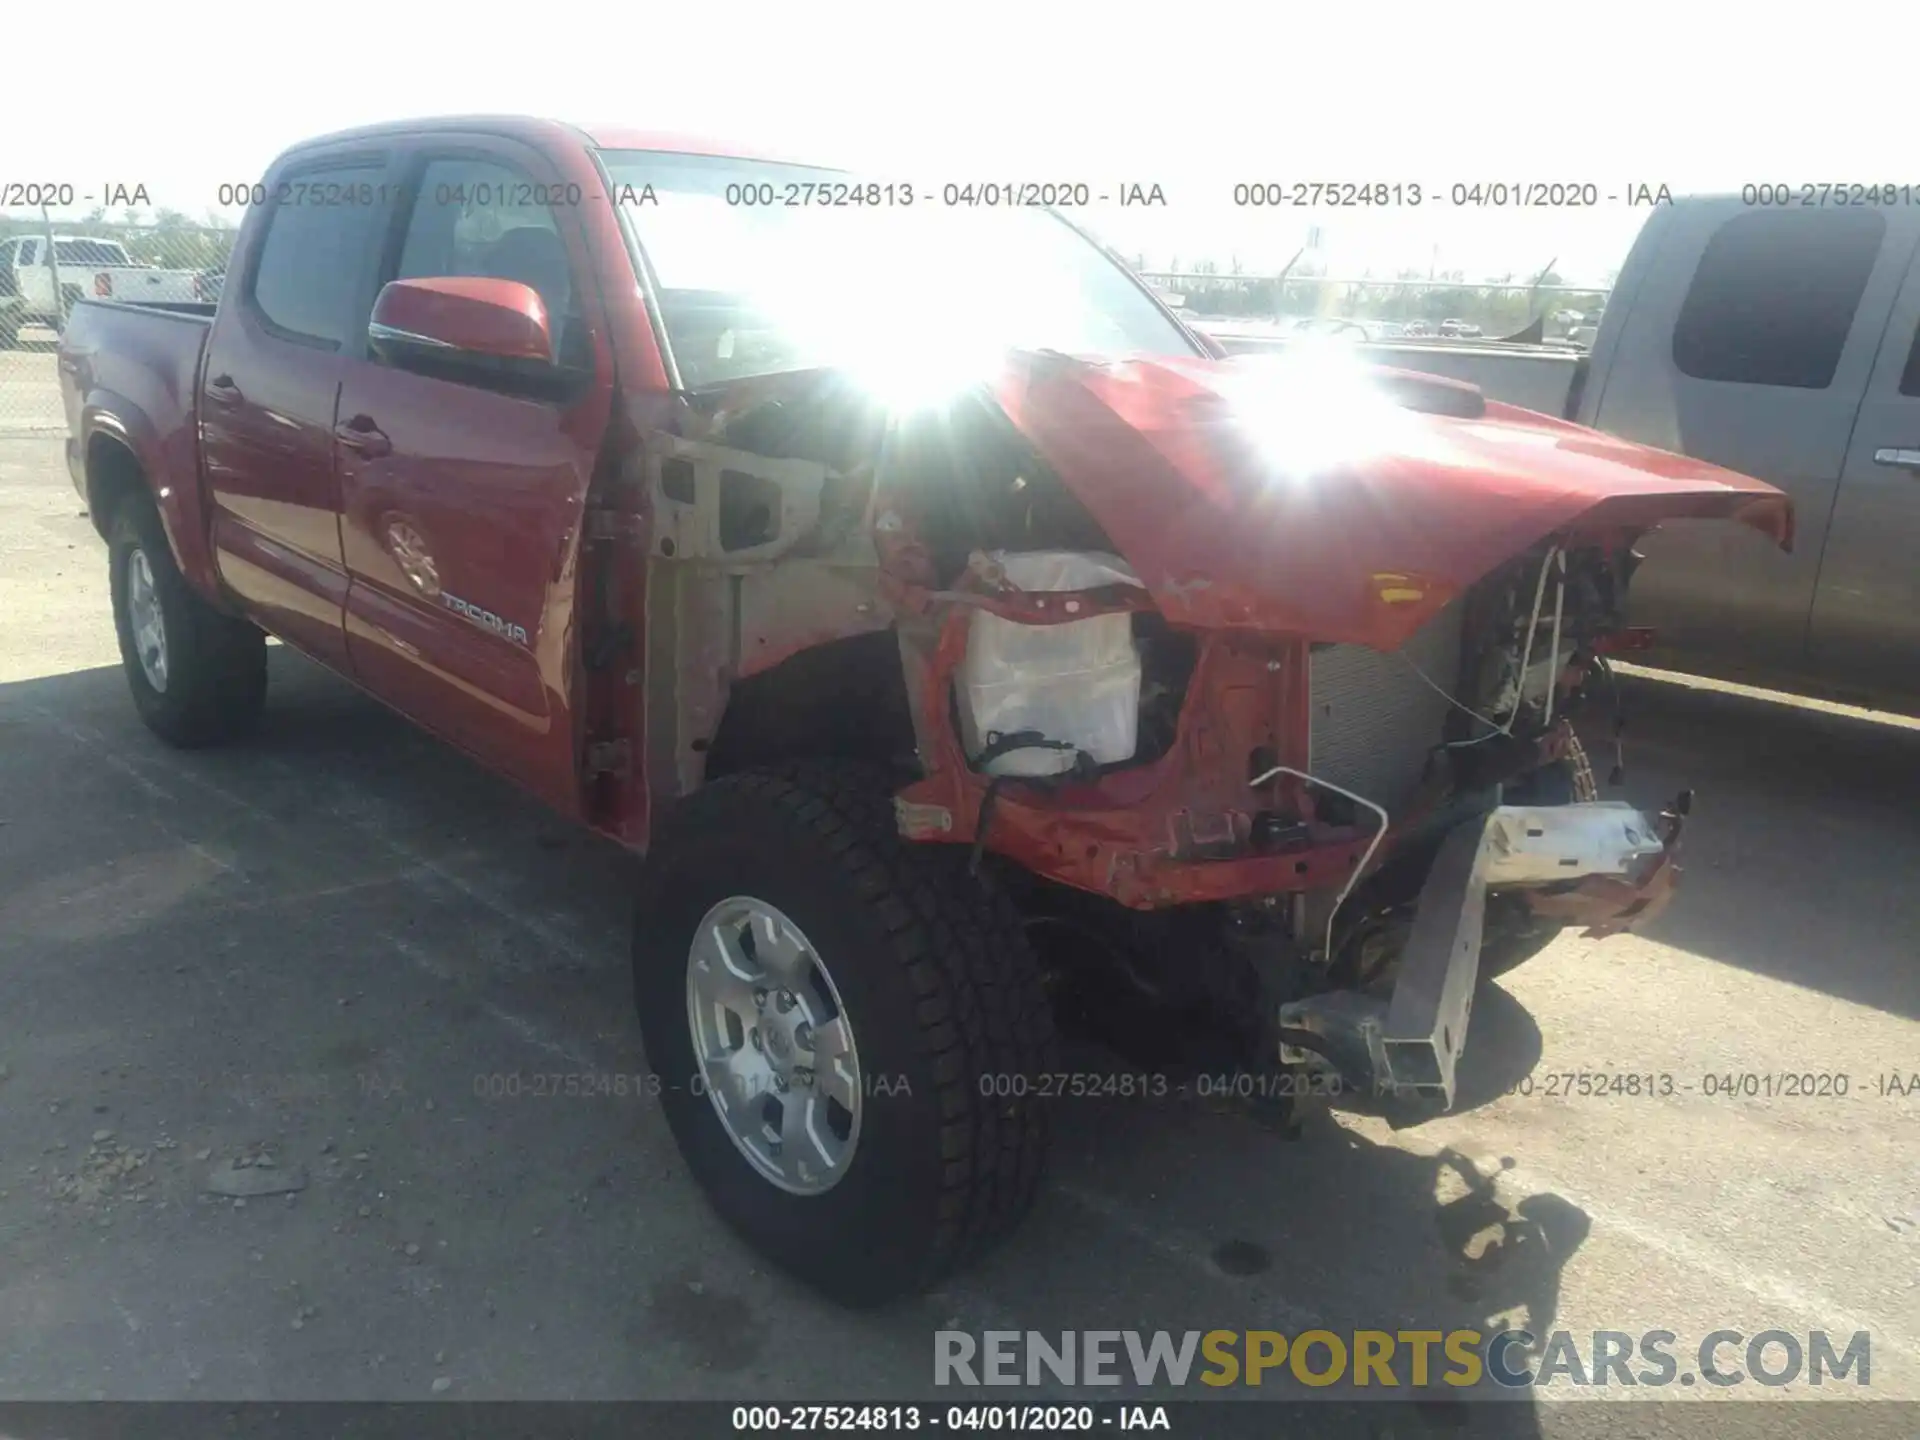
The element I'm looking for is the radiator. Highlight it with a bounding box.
[1306,603,1464,814]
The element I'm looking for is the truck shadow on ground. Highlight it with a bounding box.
[972,1023,1576,1435]
[1595,673,1920,1020]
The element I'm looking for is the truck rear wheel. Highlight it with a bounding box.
[108,500,267,747]
[632,763,1056,1306]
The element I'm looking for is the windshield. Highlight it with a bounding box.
[599,152,1200,390]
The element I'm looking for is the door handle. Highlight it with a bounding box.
[205,374,242,404]
[335,415,391,458]
[1871,447,1920,469]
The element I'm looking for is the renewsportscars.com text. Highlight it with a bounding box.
[934,1328,1871,1390]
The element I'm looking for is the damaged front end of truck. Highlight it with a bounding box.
[623,346,1791,1118]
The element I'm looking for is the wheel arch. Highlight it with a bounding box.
[84,429,149,541]
[700,629,919,785]
[82,409,223,606]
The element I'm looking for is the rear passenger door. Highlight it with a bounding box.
[1809,246,1920,705]
[200,149,394,669]
[1589,202,1919,686]
[333,139,614,811]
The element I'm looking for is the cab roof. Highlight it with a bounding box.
[279,115,815,167]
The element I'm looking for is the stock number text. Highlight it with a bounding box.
[1234,181,1423,207]
[725,181,917,207]
[219,181,411,208]
[1742,182,1920,208]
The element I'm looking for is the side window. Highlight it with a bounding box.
[250,164,387,345]
[394,157,587,368]
[56,240,126,266]
[1673,208,1885,389]
[1900,321,1920,398]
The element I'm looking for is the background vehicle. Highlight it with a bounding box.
[0,258,22,349]
[1209,197,1920,713]
[1289,315,1374,340]
[1564,309,1603,347]
[1,234,199,337]
[55,118,1780,1307]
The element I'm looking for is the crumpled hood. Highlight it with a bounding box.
[986,349,1793,650]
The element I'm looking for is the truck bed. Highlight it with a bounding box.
[84,268,202,306]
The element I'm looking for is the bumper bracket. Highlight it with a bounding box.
[1278,798,1678,1111]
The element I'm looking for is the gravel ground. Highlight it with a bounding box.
[1,435,1916,1435]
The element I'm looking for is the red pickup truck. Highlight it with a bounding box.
[59,115,1790,1306]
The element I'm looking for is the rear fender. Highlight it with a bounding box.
[81,397,222,605]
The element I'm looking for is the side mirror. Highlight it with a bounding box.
[368,277,554,379]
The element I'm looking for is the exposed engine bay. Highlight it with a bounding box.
[616,351,1781,1118]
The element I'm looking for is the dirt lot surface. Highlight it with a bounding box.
[0,340,65,436]
[2,435,1915,1435]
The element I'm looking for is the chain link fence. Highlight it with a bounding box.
[0,217,236,434]
[1144,271,1612,348]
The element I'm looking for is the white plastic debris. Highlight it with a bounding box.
[956,551,1145,778]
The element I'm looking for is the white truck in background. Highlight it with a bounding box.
[0,235,198,344]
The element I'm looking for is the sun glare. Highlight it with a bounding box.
[734,208,1091,412]
[1223,344,1429,483]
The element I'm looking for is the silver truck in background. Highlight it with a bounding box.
[1210,197,1920,715]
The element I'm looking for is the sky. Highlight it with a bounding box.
[3,0,1909,285]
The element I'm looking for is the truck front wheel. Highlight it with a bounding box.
[108,500,267,747]
[633,763,1056,1306]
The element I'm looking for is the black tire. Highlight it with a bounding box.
[633,763,1056,1306]
[108,498,267,747]
[1479,732,1601,980]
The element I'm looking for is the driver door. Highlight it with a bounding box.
[334,139,615,810]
